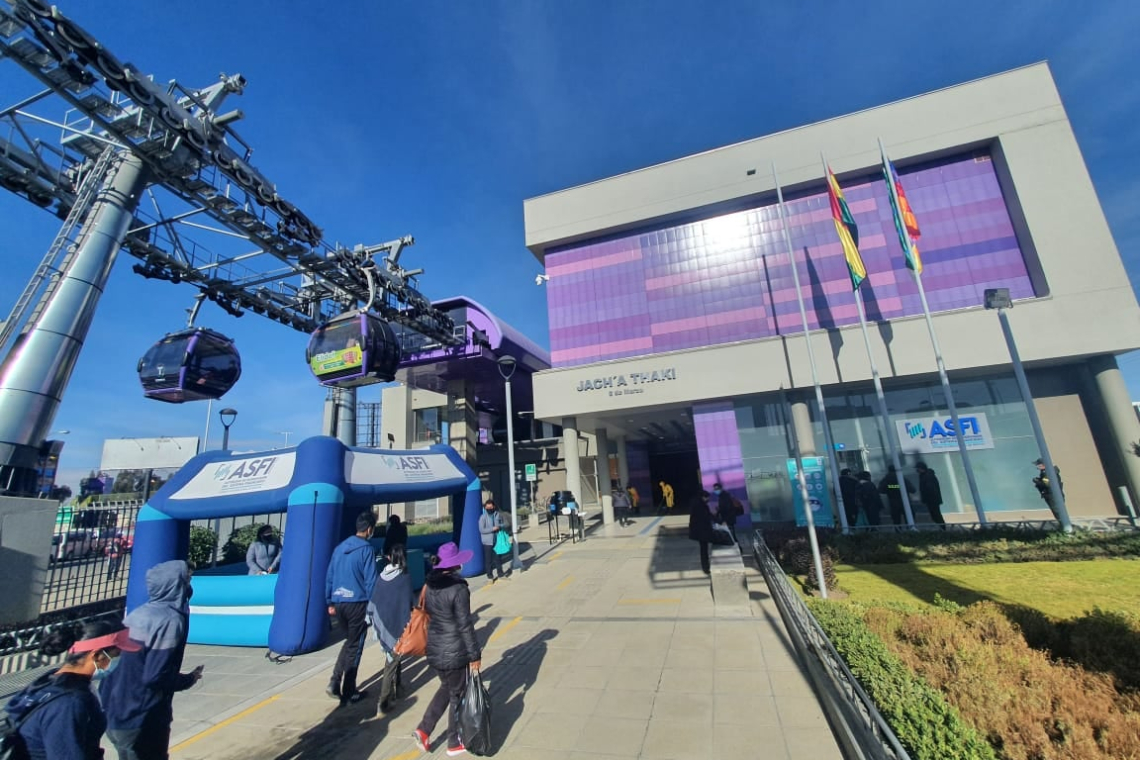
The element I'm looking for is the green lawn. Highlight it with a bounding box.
[834,558,1140,619]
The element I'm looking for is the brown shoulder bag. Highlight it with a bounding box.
[393,585,429,657]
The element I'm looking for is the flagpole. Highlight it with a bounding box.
[773,162,850,534]
[782,389,828,598]
[878,138,987,525]
[822,153,915,528]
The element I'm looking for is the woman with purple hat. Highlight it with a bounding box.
[411,542,481,757]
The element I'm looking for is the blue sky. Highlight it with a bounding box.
[2,0,1138,489]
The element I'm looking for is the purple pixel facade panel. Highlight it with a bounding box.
[693,401,751,521]
[545,150,1035,367]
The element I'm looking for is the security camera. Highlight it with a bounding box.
[535,274,550,285]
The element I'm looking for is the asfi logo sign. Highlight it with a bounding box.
[171,452,297,500]
[346,451,465,486]
[895,413,994,454]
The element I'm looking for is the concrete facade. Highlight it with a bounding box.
[523,63,1140,522]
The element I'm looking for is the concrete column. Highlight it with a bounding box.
[791,397,817,456]
[596,427,614,525]
[380,384,414,450]
[1088,356,1140,508]
[336,387,357,447]
[562,416,582,509]
[615,436,631,491]
[446,379,479,470]
[322,390,337,437]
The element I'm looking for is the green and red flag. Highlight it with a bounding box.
[881,148,923,275]
[825,166,866,290]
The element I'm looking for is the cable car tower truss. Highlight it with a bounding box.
[0,0,462,494]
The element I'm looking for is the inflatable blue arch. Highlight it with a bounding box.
[126,436,484,655]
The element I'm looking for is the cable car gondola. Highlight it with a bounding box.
[138,327,242,403]
[306,311,401,388]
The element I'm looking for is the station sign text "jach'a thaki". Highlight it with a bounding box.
[576,368,678,397]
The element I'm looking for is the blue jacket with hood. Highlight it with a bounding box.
[100,560,197,730]
[325,535,378,604]
[5,671,105,760]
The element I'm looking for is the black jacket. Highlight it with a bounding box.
[382,521,408,558]
[688,499,714,542]
[918,470,942,507]
[839,474,861,510]
[423,570,480,672]
[878,473,916,506]
[715,491,738,524]
[857,480,881,513]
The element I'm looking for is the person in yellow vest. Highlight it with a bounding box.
[658,481,675,514]
[627,485,640,515]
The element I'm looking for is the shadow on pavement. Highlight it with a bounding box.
[481,629,558,750]
[259,656,438,760]
[256,629,557,759]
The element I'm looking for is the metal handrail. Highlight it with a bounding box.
[753,529,912,760]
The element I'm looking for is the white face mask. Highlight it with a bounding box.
[93,652,120,681]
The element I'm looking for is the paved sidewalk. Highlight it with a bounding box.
[165,515,842,760]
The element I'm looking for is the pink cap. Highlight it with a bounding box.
[69,628,142,655]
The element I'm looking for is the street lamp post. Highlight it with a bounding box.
[984,289,1072,533]
[214,407,238,567]
[219,408,237,451]
[497,355,522,571]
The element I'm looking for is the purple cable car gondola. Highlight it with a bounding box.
[138,327,242,403]
[306,311,401,387]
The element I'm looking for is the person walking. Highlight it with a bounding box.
[382,514,408,561]
[5,619,141,760]
[368,544,415,716]
[612,485,632,526]
[856,471,882,527]
[412,542,481,757]
[712,483,741,542]
[914,463,946,527]
[1032,458,1065,520]
[478,499,509,583]
[878,465,916,527]
[687,490,714,574]
[106,531,126,580]
[627,484,640,515]
[101,560,204,760]
[246,524,282,575]
[839,469,862,529]
[325,510,379,704]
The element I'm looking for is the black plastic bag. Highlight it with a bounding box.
[710,523,735,546]
[458,669,493,756]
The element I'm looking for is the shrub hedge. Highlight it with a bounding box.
[763,525,1140,566]
[808,599,998,760]
[188,525,218,568]
[814,598,1140,759]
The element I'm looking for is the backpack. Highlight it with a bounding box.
[729,495,744,519]
[0,689,68,760]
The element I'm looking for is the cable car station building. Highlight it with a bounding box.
[522,63,1140,525]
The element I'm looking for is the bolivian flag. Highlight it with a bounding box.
[825,167,867,290]
[882,150,923,274]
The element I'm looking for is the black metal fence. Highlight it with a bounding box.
[41,499,141,613]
